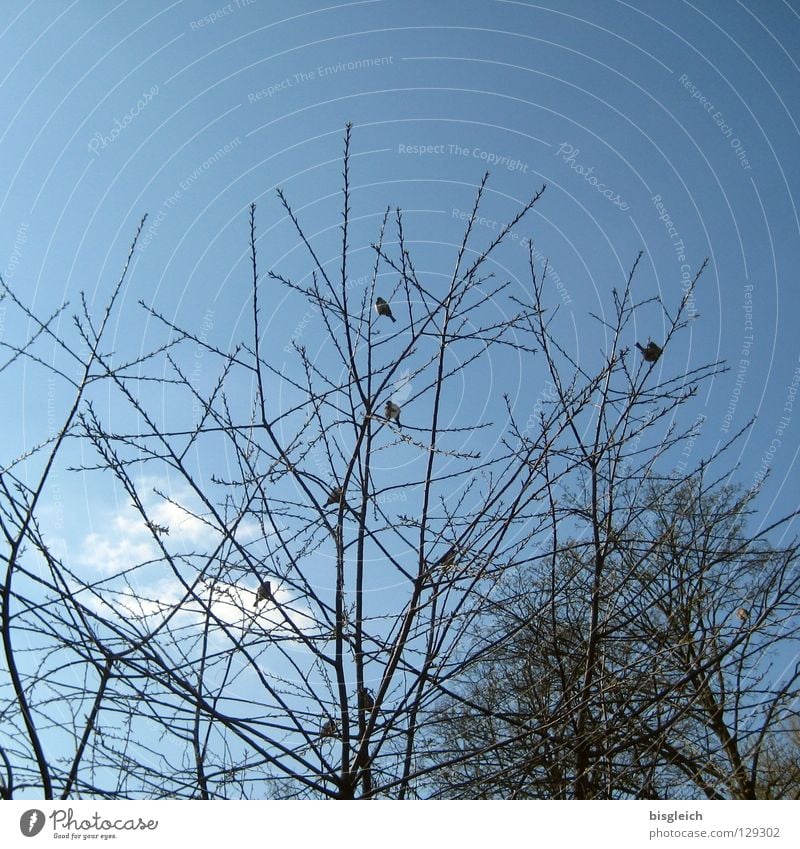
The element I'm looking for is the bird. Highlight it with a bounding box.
[384,400,402,427]
[636,341,662,362]
[254,580,272,607]
[375,297,396,322]
[325,486,344,507]
[736,607,749,622]
[436,546,458,571]
[422,545,461,581]
[358,687,375,712]
[320,718,338,738]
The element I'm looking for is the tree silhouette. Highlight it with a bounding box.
[1,127,796,800]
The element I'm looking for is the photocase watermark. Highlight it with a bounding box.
[189,0,255,30]
[375,489,408,505]
[783,361,800,420]
[138,137,242,252]
[19,809,46,837]
[554,143,629,210]
[451,207,572,306]
[282,274,371,352]
[19,807,159,838]
[392,369,413,405]
[678,73,752,170]
[179,136,242,193]
[22,808,160,837]
[1,221,28,342]
[720,284,753,434]
[522,379,558,440]
[248,56,393,102]
[46,375,64,531]
[3,220,27,280]
[673,413,706,476]
[87,85,159,156]
[191,308,215,425]
[397,142,528,173]
[651,194,698,320]
[283,305,320,352]
[752,354,800,493]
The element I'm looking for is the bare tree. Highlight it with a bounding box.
[754,718,800,799]
[2,126,553,798]
[3,127,794,801]
[420,252,800,799]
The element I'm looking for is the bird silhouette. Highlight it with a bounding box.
[736,607,749,622]
[384,400,401,427]
[358,687,375,712]
[375,297,396,322]
[325,486,344,507]
[436,546,458,571]
[636,341,662,362]
[254,580,272,607]
[320,718,338,738]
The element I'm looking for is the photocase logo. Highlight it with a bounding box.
[19,809,45,837]
[87,85,159,156]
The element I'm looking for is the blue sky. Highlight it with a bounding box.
[2,0,800,803]
[1,0,799,553]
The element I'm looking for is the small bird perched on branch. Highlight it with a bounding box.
[736,607,749,622]
[636,341,662,362]
[320,718,338,738]
[384,400,402,427]
[375,297,396,322]
[436,546,458,571]
[325,486,344,507]
[358,687,375,712]
[254,581,272,607]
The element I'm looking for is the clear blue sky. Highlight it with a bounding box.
[2,0,799,541]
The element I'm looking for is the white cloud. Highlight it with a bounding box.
[79,520,156,574]
[76,481,225,574]
[72,477,321,650]
[150,499,217,544]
